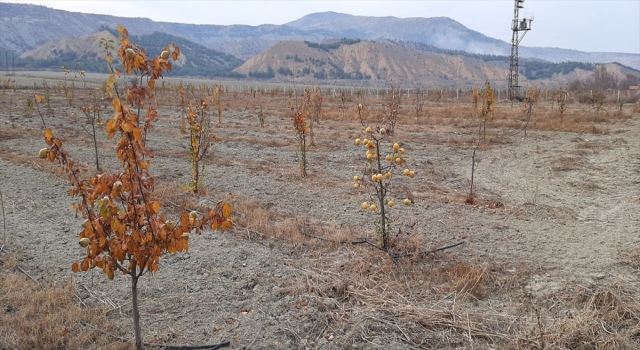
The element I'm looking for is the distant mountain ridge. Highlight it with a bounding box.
[18,29,244,78]
[1,3,638,70]
[285,12,507,55]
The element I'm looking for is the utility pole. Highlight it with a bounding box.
[508,0,533,100]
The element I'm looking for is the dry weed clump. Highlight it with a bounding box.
[520,106,612,134]
[0,257,127,349]
[300,251,521,348]
[621,246,640,269]
[513,285,640,349]
[551,156,587,172]
[0,149,72,179]
[222,135,290,148]
[0,126,42,141]
[298,241,640,349]
[232,196,307,243]
[439,262,496,298]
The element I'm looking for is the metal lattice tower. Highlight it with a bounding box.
[508,0,533,100]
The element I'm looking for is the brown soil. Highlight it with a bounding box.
[1,72,640,349]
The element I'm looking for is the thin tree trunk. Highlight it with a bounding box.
[91,116,101,171]
[301,137,307,177]
[375,139,387,248]
[131,274,142,350]
[470,148,476,198]
[194,163,199,194]
[378,183,387,248]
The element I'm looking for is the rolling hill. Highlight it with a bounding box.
[233,39,508,86]
[1,3,638,69]
[18,29,244,78]
[15,30,639,87]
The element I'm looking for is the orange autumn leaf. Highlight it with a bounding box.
[110,218,122,234]
[80,259,89,271]
[135,55,145,66]
[35,94,42,103]
[121,122,135,133]
[132,128,142,142]
[220,219,233,231]
[222,203,232,218]
[147,201,161,214]
[105,74,116,98]
[44,128,54,145]
[106,118,117,136]
[111,97,121,111]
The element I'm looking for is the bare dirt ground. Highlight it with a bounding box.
[1,72,640,349]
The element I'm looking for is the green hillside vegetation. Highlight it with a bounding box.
[396,40,599,80]
[303,38,361,52]
[520,61,595,80]
[12,49,106,73]
[248,67,275,79]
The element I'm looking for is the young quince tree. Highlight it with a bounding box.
[291,88,312,177]
[555,86,569,124]
[41,26,233,350]
[478,81,496,139]
[353,105,415,249]
[186,98,216,194]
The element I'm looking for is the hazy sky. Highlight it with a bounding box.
[4,0,640,54]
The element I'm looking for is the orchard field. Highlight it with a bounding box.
[1,68,640,349]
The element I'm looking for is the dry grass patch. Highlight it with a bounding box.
[621,246,640,269]
[0,253,128,350]
[222,135,291,148]
[436,261,496,298]
[301,250,525,348]
[233,196,307,243]
[0,149,71,180]
[300,244,640,348]
[551,156,587,172]
[513,284,640,349]
[0,125,41,139]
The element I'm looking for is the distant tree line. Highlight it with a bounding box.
[568,65,639,91]
[8,51,105,73]
[520,61,595,80]
[304,38,361,52]
[248,67,275,79]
